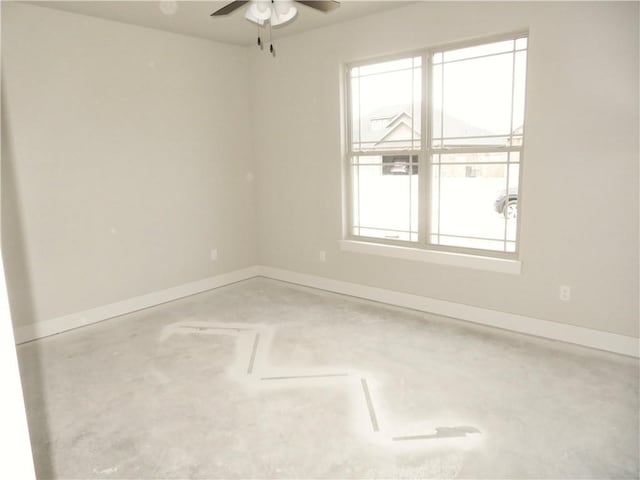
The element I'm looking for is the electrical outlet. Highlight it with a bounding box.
[319,250,327,263]
[210,249,218,261]
[559,285,571,302]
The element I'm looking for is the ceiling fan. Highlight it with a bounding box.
[211,0,340,25]
[211,0,340,56]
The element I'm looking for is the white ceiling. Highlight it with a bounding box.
[28,1,411,46]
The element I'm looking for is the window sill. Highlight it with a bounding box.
[339,239,522,275]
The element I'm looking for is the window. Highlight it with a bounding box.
[346,35,528,256]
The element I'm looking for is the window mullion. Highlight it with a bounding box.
[418,51,430,245]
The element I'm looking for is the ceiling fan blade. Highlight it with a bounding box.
[211,1,249,16]
[295,1,340,13]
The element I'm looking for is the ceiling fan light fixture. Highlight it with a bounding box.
[271,1,297,26]
[245,0,271,24]
[244,0,298,27]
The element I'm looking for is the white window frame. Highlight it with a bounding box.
[341,32,528,274]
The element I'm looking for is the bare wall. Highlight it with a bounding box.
[1,2,257,327]
[251,1,639,338]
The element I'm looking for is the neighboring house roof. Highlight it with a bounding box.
[376,112,419,144]
[356,107,418,146]
[355,104,522,147]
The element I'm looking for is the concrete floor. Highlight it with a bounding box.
[17,277,640,479]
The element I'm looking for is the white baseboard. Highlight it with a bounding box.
[256,266,640,358]
[13,264,639,358]
[13,266,260,344]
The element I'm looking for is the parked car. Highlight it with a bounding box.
[494,188,518,219]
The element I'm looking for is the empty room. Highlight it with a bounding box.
[1,0,638,479]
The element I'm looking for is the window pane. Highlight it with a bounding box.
[358,57,413,77]
[351,156,418,241]
[430,162,520,252]
[442,39,514,63]
[350,76,360,146]
[432,63,443,141]
[412,65,422,148]
[441,136,512,148]
[515,37,528,50]
[435,151,511,164]
[512,50,528,138]
[351,161,360,228]
[382,155,418,175]
[433,52,514,143]
[358,227,416,242]
[350,57,421,151]
[433,235,508,252]
[505,164,520,242]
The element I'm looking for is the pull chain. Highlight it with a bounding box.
[253,1,275,57]
[257,23,262,49]
[269,21,275,57]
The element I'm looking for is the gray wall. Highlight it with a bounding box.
[251,2,639,338]
[2,3,257,327]
[2,2,638,340]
